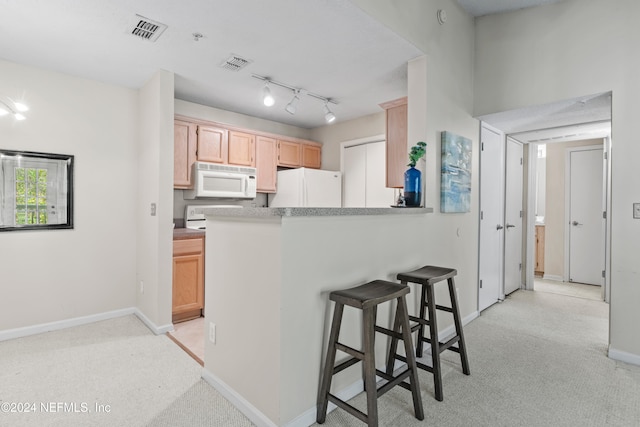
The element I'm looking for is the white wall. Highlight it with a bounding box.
[0,60,138,330]
[474,0,640,359]
[135,70,175,330]
[350,0,480,320]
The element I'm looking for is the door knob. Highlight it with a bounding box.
[572,221,582,226]
[496,224,504,230]
[506,223,516,229]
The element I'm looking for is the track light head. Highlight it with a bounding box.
[323,102,336,124]
[285,92,300,115]
[262,82,275,107]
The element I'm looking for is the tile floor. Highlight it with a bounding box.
[168,317,205,365]
[534,278,603,301]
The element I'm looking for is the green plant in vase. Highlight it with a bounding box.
[404,141,426,206]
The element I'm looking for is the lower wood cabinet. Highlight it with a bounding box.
[172,237,204,323]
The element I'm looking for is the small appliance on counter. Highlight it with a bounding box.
[184,205,242,230]
[268,168,342,207]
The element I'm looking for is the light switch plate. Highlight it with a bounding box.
[634,203,640,219]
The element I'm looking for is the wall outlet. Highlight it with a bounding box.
[633,203,640,219]
[139,281,144,294]
[209,322,216,344]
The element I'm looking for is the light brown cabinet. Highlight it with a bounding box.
[278,139,302,167]
[535,225,545,276]
[302,143,322,169]
[174,115,322,191]
[172,237,204,323]
[256,136,277,193]
[174,120,197,189]
[228,130,255,167]
[197,125,228,164]
[380,97,408,189]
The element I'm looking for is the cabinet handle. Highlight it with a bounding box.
[496,224,504,230]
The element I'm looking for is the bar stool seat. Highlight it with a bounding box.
[388,266,470,402]
[317,280,424,427]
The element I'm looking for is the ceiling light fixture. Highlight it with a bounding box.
[323,102,336,124]
[0,97,28,121]
[285,91,300,115]
[262,81,275,107]
[252,74,338,122]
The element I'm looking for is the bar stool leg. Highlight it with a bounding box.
[416,282,428,358]
[362,306,378,427]
[317,303,344,424]
[448,277,470,375]
[425,284,443,401]
[385,302,402,375]
[397,296,425,421]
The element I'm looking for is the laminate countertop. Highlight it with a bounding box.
[202,206,433,218]
[173,228,205,240]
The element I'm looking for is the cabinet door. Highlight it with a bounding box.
[197,125,228,163]
[256,136,277,193]
[278,140,301,167]
[172,238,204,322]
[302,144,321,169]
[380,97,407,188]
[174,120,197,189]
[228,131,256,167]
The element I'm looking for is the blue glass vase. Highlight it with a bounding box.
[404,166,422,207]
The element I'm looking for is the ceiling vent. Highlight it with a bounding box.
[129,14,167,42]
[220,54,252,72]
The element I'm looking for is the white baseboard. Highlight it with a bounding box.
[202,368,278,427]
[132,308,174,335]
[608,346,640,366]
[0,307,135,342]
[0,307,173,342]
[542,274,563,282]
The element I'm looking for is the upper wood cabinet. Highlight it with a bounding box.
[302,143,322,169]
[278,139,302,167]
[197,125,228,164]
[380,97,407,188]
[174,120,198,189]
[256,136,277,193]
[228,130,255,167]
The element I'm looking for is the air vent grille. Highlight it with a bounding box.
[220,54,252,72]
[130,15,167,42]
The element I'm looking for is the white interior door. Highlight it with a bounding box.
[343,140,394,208]
[567,146,604,285]
[343,144,366,207]
[504,138,523,295]
[479,123,505,311]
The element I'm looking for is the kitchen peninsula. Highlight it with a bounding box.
[202,207,432,427]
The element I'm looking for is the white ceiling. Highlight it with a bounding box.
[456,0,565,17]
[1,0,592,133]
[0,0,423,129]
[478,92,612,144]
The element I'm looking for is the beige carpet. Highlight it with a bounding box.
[2,290,639,427]
[316,290,640,427]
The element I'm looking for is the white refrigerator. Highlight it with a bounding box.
[268,168,342,207]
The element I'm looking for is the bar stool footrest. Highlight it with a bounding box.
[332,356,361,376]
[375,368,412,396]
[328,394,368,424]
[393,354,434,374]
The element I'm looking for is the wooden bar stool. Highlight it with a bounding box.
[387,266,470,402]
[317,280,424,427]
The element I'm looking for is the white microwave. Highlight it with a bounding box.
[183,162,257,200]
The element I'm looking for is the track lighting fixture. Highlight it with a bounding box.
[285,91,300,115]
[252,74,338,123]
[323,102,336,124]
[262,81,275,107]
[0,97,28,121]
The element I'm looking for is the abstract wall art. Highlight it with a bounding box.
[441,131,472,213]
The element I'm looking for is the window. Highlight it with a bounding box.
[0,150,73,231]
